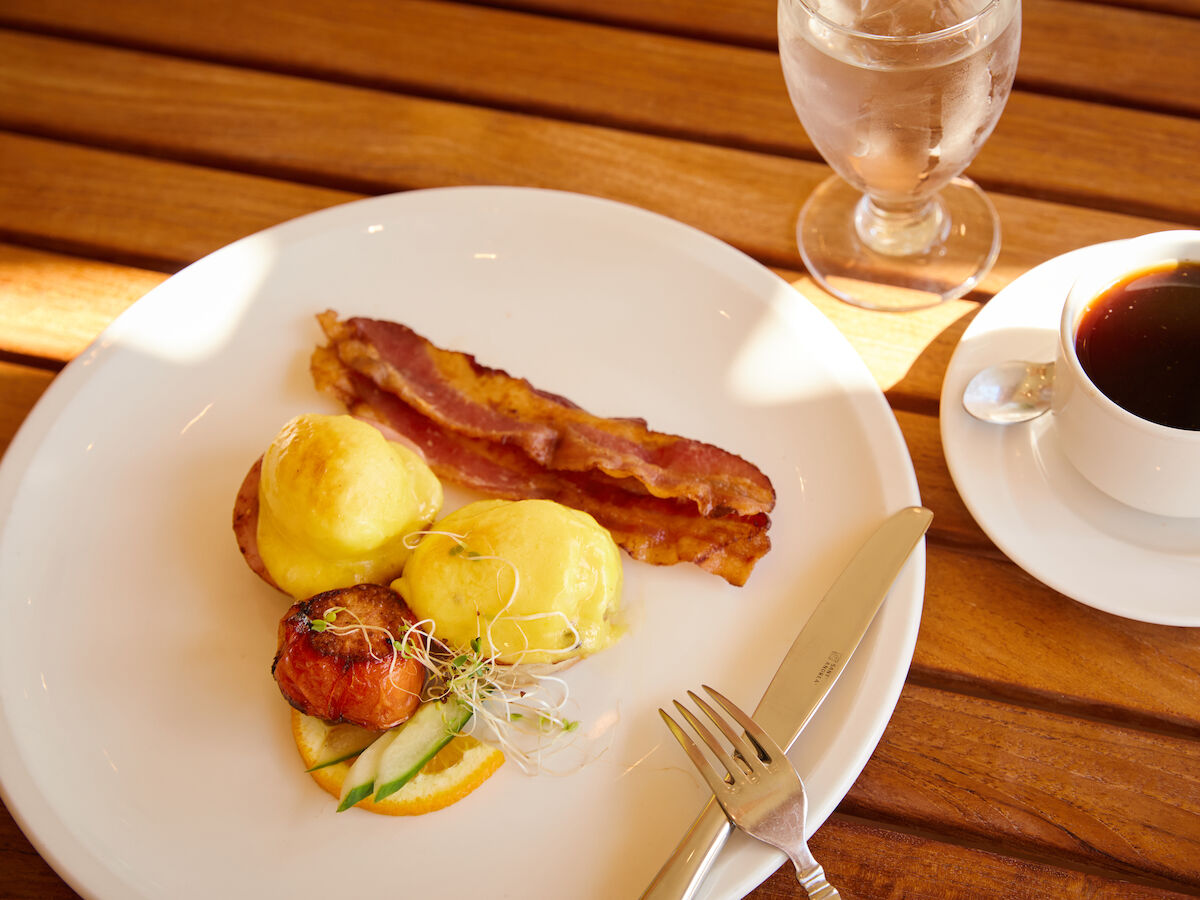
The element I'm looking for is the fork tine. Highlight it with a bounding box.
[672,700,745,782]
[687,689,765,774]
[702,685,785,764]
[658,708,730,798]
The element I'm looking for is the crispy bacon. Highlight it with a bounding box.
[318,312,775,518]
[272,584,425,730]
[312,319,773,586]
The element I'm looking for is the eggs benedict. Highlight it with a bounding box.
[250,413,443,599]
[393,499,623,665]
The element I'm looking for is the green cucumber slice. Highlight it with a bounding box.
[373,697,473,802]
[307,721,379,772]
[337,728,399,812]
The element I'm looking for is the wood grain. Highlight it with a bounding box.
[796,815,1199,899]
[0,24,1196,226]
[0,125,1182,310]
[0,133,358,270]
[0,361,52,459]
[2,0,1196,116]
[914,546,1200,735]
[475,0,1200,46]
[0,802,78,900]
[846,684,1200,889]
[0,245,163,362]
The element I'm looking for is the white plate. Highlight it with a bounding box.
[941,243,1200,627]
[0,187,924,900]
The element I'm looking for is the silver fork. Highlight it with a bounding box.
[660,686,842,900]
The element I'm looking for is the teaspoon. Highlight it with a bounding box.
[962,360,1056,424]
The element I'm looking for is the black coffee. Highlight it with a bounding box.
[1074,261,1200,431]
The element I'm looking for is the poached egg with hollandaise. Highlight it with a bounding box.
[256,413,443,599]
[393,499,623,665]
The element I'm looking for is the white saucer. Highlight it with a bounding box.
[941,243,1200,627]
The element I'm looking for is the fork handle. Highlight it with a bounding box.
[793,858,841,900]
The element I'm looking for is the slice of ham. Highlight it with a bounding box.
[318,312,775,519]
[312,320,773,586]
[232,456,278,591]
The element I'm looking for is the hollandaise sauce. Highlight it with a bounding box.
[257,414,442,599]
[394,499,623,665]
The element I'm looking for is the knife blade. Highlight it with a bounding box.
[640,505,933,900]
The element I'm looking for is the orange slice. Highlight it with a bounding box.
[291,708,504,815]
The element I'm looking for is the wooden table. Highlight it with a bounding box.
[1,1,1198,897]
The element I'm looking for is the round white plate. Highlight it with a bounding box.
[0,187,924,900]
[941,243,1200,627]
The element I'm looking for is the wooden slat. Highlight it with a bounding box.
[480,0,1200,117]
[0,245,163,362]
[784,271,981,402]
[895,409,993,548]
[1019,0,1200,114]
[0,110,1182,300]
[789,815,1198,899]
[915,545,1200,735]
[0,134,358,270]
[0,803,77,899]
[0,361,53,460]
[0,20,1196,225]
[846,683,1200,889]
[479,0,1200,37]
[3,0,1196,117]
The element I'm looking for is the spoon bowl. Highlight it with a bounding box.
[962,360,1056,424]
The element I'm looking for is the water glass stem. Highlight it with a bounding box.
[854,194,948,257]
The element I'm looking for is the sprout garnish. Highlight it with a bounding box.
[310,529,593,773]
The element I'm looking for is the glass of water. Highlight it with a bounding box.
[778,0,1021,310]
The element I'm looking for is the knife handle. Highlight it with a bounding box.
[639,798,731,899]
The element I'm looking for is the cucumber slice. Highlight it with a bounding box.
[337,728,399,812]
[373,697,473,802]
[307,721,380,771]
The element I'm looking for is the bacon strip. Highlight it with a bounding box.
[312,340,771,586]
[318,312,775,518]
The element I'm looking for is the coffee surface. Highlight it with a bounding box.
[1075,261,1200,431]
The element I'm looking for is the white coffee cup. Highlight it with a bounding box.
[1051,230,1200,518]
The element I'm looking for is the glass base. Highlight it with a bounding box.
[797,175,1001,311]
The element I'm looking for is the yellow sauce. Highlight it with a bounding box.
[257,414,442,599]
[393,499,623,664]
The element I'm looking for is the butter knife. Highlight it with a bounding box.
[640,505,933,900]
